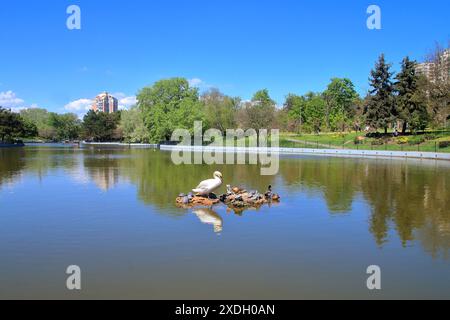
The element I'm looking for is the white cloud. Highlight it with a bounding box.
[119,96,137,110]
[112,92,137,110]
[10,106,28,113]
[64,98,93,111]
[188,78,204,87]
[0,90,41,113]
[0,90,25,108]
[64,98,93,118]
[188,78,213,90]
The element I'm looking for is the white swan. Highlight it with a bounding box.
[192,171,223,195]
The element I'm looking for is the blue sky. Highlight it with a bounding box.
[0,0,448,117]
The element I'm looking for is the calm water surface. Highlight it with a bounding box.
[0,145,449,299]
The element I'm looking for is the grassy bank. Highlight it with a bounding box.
[279,131,450,153]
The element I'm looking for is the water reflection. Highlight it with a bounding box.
[83,154,121,191]
[193,208,223,234]
[0,148,25,187]
[0,146,449,259]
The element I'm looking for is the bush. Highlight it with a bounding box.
[408,136,425,145]
[424,134,436,141]
[439,141,450,149]
[371,139,384,146]
[396,136,409,144]
[366,132,382,138]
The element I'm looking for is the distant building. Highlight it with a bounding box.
[92,92,118,113]
[416,62,435,79]
[416,49,450,82]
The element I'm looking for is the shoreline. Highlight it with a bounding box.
[25,141,450,161]
[0,143,25,148]
[79,141,159,148]
[160,145,450,161]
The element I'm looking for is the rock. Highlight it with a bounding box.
[218,185,280,211]
[232,200,247,208]
[176,185,280,210]
[176,193,220,208]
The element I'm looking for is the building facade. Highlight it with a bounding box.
[416,62,434,79]
[416,49,450,82]
[92,92,119,113]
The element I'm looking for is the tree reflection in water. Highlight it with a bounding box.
[0,147,448,259]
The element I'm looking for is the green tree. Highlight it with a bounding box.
[284,94,306,133]
[120,106,151,143]
[137,78,204,142]
[352,96,366,131]
[282,92,326,134]
[49,113,81,141]
[82,110,121,142]
[20,108,81,141]
[20,108,53,139]
[0,107,29,142]
[395,56,428,133]
[240,89,276,131]
[21,117,38,138]
[323,78,358,132]
[274,107,291,132]
[364,54,396,134]
[303,92,326,134]
[202,88,239,133]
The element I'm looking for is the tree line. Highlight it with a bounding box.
[0,107,82,143]
[280,46,449,135]
[0,107,38,143]
[1,45,448,144]
[122,46,449,143]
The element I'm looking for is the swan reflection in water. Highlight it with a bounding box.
[192,208,223,234]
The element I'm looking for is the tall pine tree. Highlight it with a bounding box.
[395,56,428,133]
[365,54,395,134]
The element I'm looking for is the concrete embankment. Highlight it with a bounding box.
[0,143,25,148]
[79,142,159,149]
[74,142,450,161]
[159,145,450,161]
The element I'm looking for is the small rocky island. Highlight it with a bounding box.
[176,185,280,211]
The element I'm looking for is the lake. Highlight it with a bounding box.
[0,145,449,299]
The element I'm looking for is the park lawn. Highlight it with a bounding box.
[279,131,450,153]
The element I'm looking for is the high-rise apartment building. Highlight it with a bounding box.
[91,92,119,113]
[416,49,450,82]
